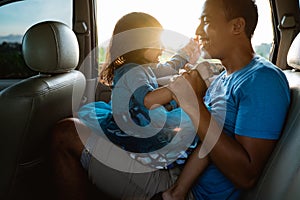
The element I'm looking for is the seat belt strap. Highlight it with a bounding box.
[276,14,297,69]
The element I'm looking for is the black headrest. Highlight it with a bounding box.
[22,21,79,73]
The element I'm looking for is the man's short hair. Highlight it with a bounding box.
[221,0,258,39]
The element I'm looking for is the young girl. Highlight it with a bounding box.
[78,12,200,169]
[77,12,212,199]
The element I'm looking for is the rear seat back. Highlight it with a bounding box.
[241,33,300,199]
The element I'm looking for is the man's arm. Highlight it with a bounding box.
[162,144,210,200]
[194,102,277,188]
[168,70,278,189]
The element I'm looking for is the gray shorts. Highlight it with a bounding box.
[80,134,194,200]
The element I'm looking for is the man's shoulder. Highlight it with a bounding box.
[251,56,282,73]
[243,56,287,82]
[231,56,289,93]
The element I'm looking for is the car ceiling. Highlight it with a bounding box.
[0,0,22,7]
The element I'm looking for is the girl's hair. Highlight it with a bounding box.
[99,12,163,85]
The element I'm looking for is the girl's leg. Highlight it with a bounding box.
[87,136,179,200]
[51,118,94,200]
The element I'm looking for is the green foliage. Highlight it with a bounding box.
[255,43,272,59]
[98,46,106,63]
[0,42,37,78]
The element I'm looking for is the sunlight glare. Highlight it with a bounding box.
[160,29,190,52]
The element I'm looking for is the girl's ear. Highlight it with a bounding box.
[231,17,246,35]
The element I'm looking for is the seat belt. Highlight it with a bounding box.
[74,21,98,104]
[276,14,297,69]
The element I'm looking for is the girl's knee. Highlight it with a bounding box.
[52,118,79,148]
[51,117,89,156]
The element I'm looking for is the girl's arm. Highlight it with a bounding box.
[153,39,200,79]
[143,86,173,110]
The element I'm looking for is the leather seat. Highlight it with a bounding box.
[0,21,86,199]
[241,33,300,199]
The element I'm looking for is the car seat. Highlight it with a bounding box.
[240,32,300,199]
[0,21,86,199]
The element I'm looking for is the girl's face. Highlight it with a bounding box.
[143,48,163,63]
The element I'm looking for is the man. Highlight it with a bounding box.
[51,0,290,200]
[163,0,290,199]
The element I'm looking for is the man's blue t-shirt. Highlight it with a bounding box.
[192,55,290,200]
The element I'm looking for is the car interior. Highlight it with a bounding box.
[0,0,299,199]
[0,20,86,199]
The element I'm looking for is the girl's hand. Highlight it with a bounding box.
[180,38,201,65]
[192,61,215,87]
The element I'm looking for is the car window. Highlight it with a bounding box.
[0,0,73,79]
[96,0,274,66]
[252,0,273,59]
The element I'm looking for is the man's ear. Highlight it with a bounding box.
[231,17,246,35]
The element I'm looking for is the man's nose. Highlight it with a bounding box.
[195,23,203,35]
